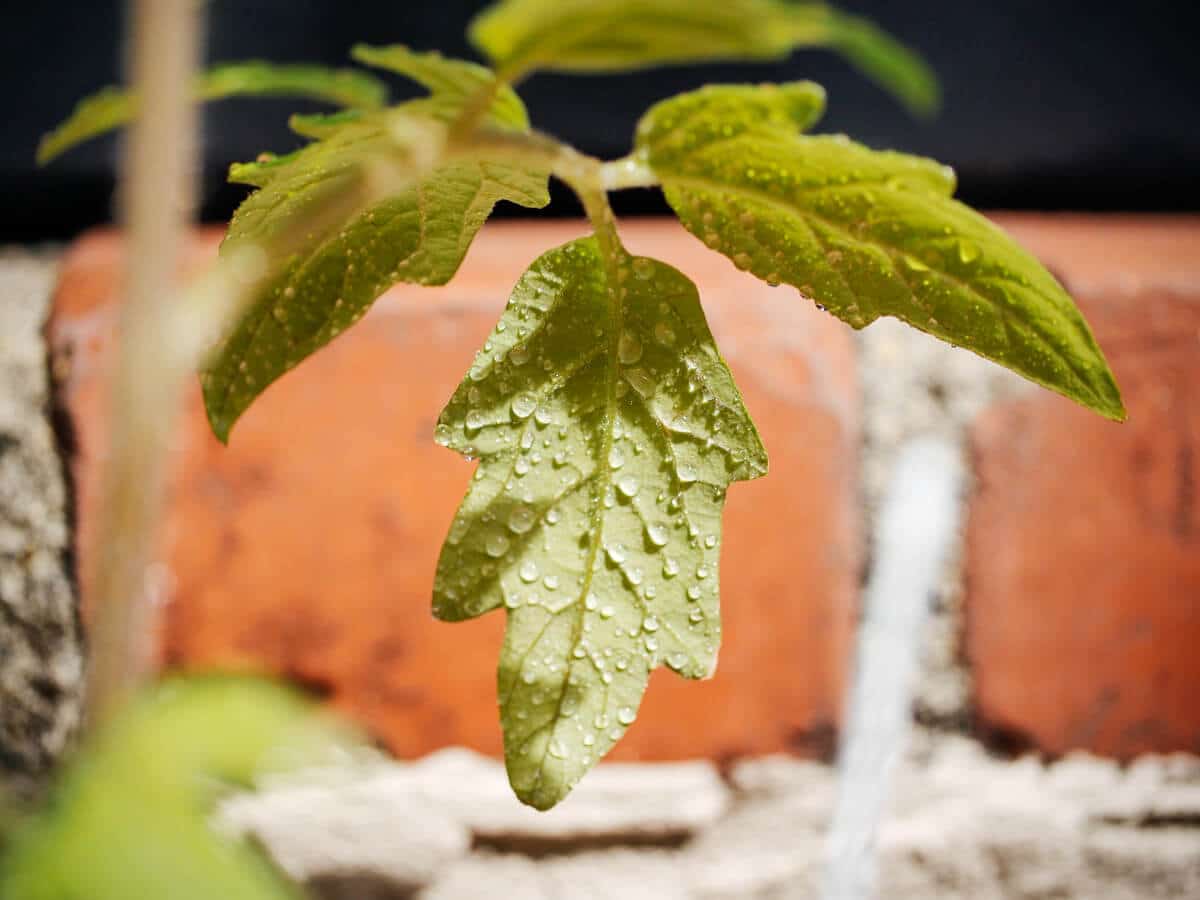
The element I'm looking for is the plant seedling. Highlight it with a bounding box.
[38,0,1122,812]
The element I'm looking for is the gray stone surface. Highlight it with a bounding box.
[0,248,82,799]
[221,773,471,893]
[219,740,1200,900]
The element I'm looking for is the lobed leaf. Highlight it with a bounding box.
[203,51,550,442]
[637,85,1124,421]
[0,677,351,900]
[469,0,937,113]
[433,237,767,809]
[37,62,387,164]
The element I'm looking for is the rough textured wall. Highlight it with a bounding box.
[0,250,83,798]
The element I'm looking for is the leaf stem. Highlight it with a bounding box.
[553,147,625,262]
[600,155,659,191]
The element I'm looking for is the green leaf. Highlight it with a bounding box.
[203,53,550,442]
[37,62,387,164]
[0,677,351,900]
[637,85,1124,421]
[469,0,937,114]
[815,8,941,116]
[351,44,530,130]
[433,237,767,809]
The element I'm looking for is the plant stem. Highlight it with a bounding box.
[599,155,659,192]
[553,148,625,260]
[84,0,202,728]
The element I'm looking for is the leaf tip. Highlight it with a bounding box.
[34,137,57,166]
[203,400,234,446]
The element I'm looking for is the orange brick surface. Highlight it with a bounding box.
[50,220,861,762]
[967,215,1200,758]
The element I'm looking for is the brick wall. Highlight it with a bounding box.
[48,215,1200,762]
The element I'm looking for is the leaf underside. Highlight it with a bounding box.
[203,47,550,441]
[434,237,766,809]
[0,677,348,900]
[36,61,387,164]
[469,0,938,113]
[636,84,1125,421]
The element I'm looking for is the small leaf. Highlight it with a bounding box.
[351,44,530,130]
[203,55,550,442]
[637,85,1124,421]
[469,0,938,114]
[37,62,387,164]
[0,677,351,900]
[433,237,767,809]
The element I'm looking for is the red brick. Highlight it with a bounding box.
[967,215,1200,758]
[50,219,861,762]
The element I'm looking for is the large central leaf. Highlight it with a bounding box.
[202,47,550,441]
[433,237,766,809]
[636,84,1125,420]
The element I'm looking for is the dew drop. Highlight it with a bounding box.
[653,321,676,346]
[957,239,980,264]
[646,523,669,547]
[508,505,536,534]
[618,331,643,365]
[667,652,688,671]
[509,344,531,366]
[617,706,637,726]
[642,615,659,633]
[609,446,625,469]
[606,543,627,565]
[486,533,510,558]
[677,465,699,483]
[687,585,702,600]
[626,367,655,398]
[519,560,538,583]
[511,393,536,419]
[733,251,752,270]
[599,604,615,619]
[617,475,640,498]
[465,410,486,432]
[548,738,567,759]
[663,557,680,578]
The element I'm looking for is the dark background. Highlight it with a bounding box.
[4,1,1198,240]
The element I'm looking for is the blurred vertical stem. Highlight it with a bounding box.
[84,0,203,728]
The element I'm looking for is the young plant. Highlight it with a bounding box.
[40,0,1123,812]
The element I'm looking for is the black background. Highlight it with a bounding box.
[4,1,1198,240]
